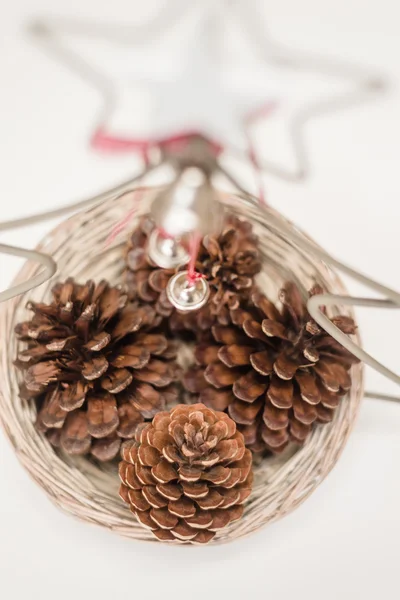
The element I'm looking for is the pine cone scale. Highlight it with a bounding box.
[40,388,66,428]
[25,361,61,392]
[217,344,253,367]
[81,356,109,381]
[59,381,87,411]
[101,368,133,393]
[91,435,121,461]
[86,393,119,438]
[117,402,143,438]
[295,370,320,404]
[84,331,111,351]
[60,411,91,455]
[249,350,274,375]
[267,376,293,409]
[263,400,289,430]
[232,371,268,402]
[228,397,263,425]
[273,354,300,380]
[292,395,317,425]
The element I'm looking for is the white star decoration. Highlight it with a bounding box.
[30,0,384,180]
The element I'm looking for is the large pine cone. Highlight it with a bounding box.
[125,215,261,333]
[15,279,180,461]
[119,403,253,544]
[184,282,359,454]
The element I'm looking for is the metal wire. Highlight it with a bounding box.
[0,164,158,302]
[0,244,56,303]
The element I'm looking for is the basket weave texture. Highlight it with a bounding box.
[0,189,364,543]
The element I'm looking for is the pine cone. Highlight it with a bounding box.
[184,282,359,454]
[15,279,180,461]
[119,403,253,544]
[125,215,261,333]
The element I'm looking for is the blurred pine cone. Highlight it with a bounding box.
[119,403,252,544]
[15,279,180,461]
[184,282,359,454]
[125,215,261,334]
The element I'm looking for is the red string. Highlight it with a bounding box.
[91,127,150,154]
[104,190,144,247]
[187,231,203,284]
[91,128,222,157]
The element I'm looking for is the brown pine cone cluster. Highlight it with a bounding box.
[184,282,359,454]
[15,279,180,461]
[13,204,360,541]
[125,215,261,334]
[119,403,252,544]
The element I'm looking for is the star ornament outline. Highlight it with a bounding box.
[28,0,385,182]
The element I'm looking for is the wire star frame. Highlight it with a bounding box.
[0,2,399,404]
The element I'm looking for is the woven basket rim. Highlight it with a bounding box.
[0,187,364,544]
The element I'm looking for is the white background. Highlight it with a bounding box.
[1,1,400,599]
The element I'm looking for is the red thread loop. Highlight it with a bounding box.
[187,231,203,285]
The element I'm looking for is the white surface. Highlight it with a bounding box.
[1,1,400,599]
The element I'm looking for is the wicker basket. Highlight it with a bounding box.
[0,188,364,543]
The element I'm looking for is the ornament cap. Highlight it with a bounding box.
[166,271,210,311]
[147,229,189,269]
